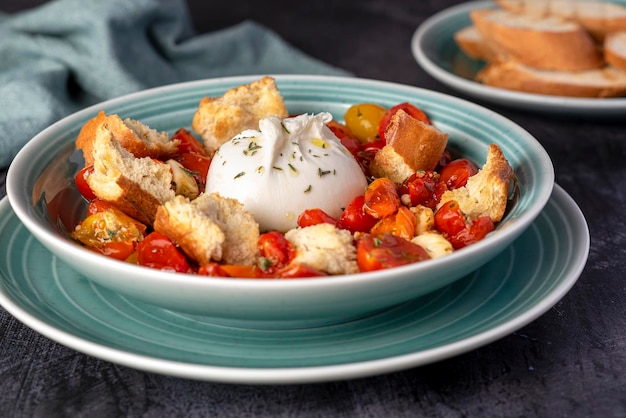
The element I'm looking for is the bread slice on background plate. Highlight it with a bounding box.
[495,0,626,41]
[454,25,496,61]
[470,8,603,71]
[476,57,626,97]
[605,31,626,71]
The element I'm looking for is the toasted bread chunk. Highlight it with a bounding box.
[284,223,358,275]
[191,76,288,151]
[369,110,448,184]
[76,110,178,166]
[471,8,603,71]
[454,25,495,61]
[86,125,175,225]
[605,31,626,72]
[154,193,259,266]
[476,57,626,97]
[496,0,626,41]
[437,144,514,223]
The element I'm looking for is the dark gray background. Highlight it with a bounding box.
[1,1,625,416]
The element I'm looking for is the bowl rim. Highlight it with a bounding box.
[6,74,555,291]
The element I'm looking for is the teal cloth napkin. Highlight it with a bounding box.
[0,0,348,168]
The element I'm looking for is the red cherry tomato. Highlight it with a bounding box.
[137,232,191,273]
[258,231,295,269]
[175,152,212,190]
[326,120,361,156]
[356,233,430,272]
[448,216,495,249]
[297,208,339,228]
[275,263,327,279]
[338,194,379,234]
[363,178,400,219]
[171,128,208,156]
[378,102,430,142]
[439,158,479,190]
[92,241,136,261]
[398,171,443,209]
[198,263,230,277]
[434,200,467,237]
[75,165,97,200]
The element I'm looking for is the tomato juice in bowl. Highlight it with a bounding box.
[6,75,553,328]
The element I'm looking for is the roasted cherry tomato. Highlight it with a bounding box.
[172,128,208,156]
[344,103,387,143]
[258,231,295,270]
[356,233,430,272]
[175,152,212,190]
[448,216,495,249]
[75,165,97,201]
[434,200,467,237]
[378,102,430,142]
[92,241,136,261]
[198,262,230,277]
[398,171,445,209]
[439,158,479,190]
[275,263,327,279]
[326,120,361,156]
[220,265,262,278]
[363,177,400,219]
[338,194,379,234]
[137,232,191,273]
[297,208,339,228]
[370,206,416,241]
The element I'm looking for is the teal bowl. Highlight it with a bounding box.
[6,75,554,328]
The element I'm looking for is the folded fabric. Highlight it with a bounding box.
[0,0,348,169]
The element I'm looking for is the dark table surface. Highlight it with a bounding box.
[1,1,625,417]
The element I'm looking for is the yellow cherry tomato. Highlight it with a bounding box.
[344,103,387,143]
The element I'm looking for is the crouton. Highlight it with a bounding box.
[437,143,514,223]
[86,125,175,225]
[76,110,178,166]
[369,109,448,183]
[191,76,289,151]
[284,223,358,275]
[154,193,260,266]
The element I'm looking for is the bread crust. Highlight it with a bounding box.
[369,110,448,183]
[471,8,603,71]
[87,125,175,225]
[76,110,178,166]
[454,25,495,61]
[191,76,288,151]
[476,57,626,97]
[605,31,626,72]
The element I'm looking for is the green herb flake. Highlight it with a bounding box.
[234,171,246,179]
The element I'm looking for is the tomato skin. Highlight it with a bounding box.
[363,177,401,219]
[356,233,430,272]
[338,195,379,234]
[370,206,416,241]
[276,263,327,278]
[93,241,136,261]
[439,158,479,190]
[172,128,208,156]
[137,232,191,273]
[75,165,97,200]
[434,200,467,237]
[398,171,444,209]
[326,120,361,156]
[175,152,212,190]
[344,103,387,143]
[378,102,430,142]
[297,208,339,228]
[448,216,495,249]
[258,231,295,268]
[198,262,230,277]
